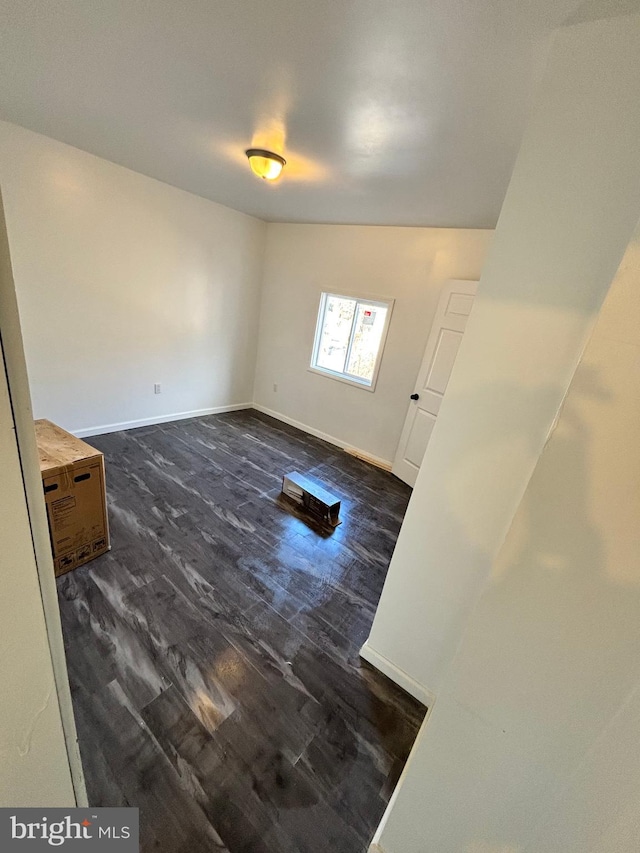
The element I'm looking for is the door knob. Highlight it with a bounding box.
[410,393,419,400]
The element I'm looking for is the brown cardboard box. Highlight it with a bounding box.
[34,419,110,575]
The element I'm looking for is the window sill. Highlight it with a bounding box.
[307,366,377,392]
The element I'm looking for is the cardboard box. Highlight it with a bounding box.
[281,471,341,527]
[35,419,110,576]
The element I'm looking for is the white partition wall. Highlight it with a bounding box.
[368,12,640,853]
[363,11,640,701]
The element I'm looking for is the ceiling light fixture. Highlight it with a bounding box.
[245,148,286,181]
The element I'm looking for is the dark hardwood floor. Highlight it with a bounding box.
[57,410,426,853]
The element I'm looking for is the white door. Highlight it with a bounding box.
[392,279,477,486]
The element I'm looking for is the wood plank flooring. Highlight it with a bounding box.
[57,410,426,853]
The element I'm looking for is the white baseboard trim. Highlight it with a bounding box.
[369,704,434,850]
[252,404,393,471]
[72,403,253,438]
[367,676,436,852]
[359,641,436,709]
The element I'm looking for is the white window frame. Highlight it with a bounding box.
[309,291,394,392]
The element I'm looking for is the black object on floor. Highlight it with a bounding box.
[57,409,426,853]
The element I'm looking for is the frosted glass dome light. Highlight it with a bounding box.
[245,148,286,180]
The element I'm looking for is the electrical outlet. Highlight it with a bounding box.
[154,383,162,394]
[273,383,278,392]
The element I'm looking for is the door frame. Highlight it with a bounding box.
[0,192,88,806]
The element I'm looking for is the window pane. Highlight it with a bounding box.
[315,296,356,373]
[346,302,388,383]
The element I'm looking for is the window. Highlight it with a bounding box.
[310,292,393,390]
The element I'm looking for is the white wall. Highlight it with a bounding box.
[0,121,266,436]
[253,224,492,464]
[0,269,75,806]
[0,355,75,806]
[0,122,492,457]
[364,13,640,700]
[0,191,87,804]
[377,215,640,853]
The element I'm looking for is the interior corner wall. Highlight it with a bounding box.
[252,223,492,464]
[364,12,640,703]
[0,120,266,436]
[376,211,640,853]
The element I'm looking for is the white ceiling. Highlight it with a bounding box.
[0,0,605,227]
